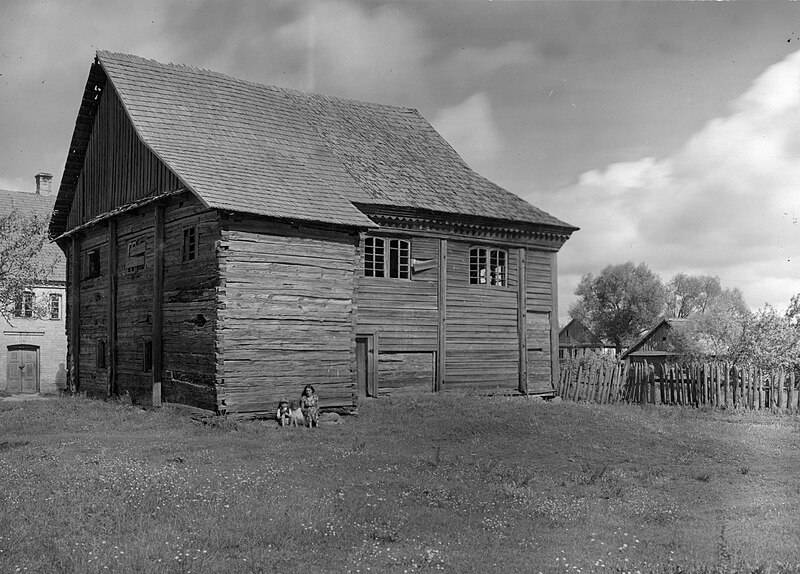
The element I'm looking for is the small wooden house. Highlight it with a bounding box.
[558,318,615,359]
[50,52,577,416]
[1,175,67,395]
[620,318,693,366]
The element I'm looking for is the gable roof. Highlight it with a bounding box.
[52,51,577,236]
[0,189,65,283]
[559,318,608,347]
[620,318,694,359]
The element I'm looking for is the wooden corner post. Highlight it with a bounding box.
[107,219,117,397]
[517,247,528,394]
[436,238,447,392]
[550,252,560,393]
[69,235,81,393]
[152,203,165,407]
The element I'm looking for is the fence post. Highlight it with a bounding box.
[790,370,797,415]
[778,369,786,413]
[723,363,731,409]
[756,368,763,411]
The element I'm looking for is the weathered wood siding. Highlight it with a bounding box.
[526,251,554,393]
[66,82,182,230]
[217,217,358,415]
[76,226,109,397]
[159,196,219,410]
[113,207,155,402]
[445,241,520,391]
[356,235,439,391]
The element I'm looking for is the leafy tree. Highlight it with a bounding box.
[0,209,56,323]
[741,304,800,370]
[785,293,800,328]
[665,273,722,318]
[569,261,666,352]
[668,287,751,363]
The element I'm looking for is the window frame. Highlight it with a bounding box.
[142,340,153,372]
[83,248,101,280]
[182,225,198,263]
[469,246,508,287]
[49,293,62,320]
[96,339,107,369]
[14,290,34,318]
[364,236,411,280]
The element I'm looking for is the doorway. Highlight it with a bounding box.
[6,345,39,393]
[355,334,377,397]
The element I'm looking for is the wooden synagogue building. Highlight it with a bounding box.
[50,52,577,416]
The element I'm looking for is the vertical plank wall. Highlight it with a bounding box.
[445,240,520,391]
[355,235,439,393]
[65,82,182,231]
[527,250,554,393]
[217,217,358,415]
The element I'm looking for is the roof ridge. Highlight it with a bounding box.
[95,50,419,114]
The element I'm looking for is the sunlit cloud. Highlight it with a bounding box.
[535,49,800,320]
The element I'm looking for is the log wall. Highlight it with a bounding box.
[217,217,358,415]
[526,251,554,393]
[75,226,109,397]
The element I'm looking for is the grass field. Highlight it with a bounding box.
[1,393,799,573]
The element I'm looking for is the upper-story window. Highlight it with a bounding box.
[14,291,34,317]
[469,247,507,287]
[49,293,62,320]
[182,225,197,262]
[364,237,410,279]
[83,248,101,280]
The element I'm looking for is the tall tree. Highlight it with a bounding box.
[668,287,752,363]
[665,273,722,318]
[0,209,56,323]
[569,261,666,352]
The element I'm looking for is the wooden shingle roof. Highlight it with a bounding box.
[0,189,65,282]
[55,51,576,234]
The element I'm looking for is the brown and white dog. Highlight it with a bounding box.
[289,401,306,427]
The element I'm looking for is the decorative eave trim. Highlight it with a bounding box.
[365,212,574,248]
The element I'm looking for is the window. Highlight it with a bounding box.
[469,247,507,286]
[49,293,62,320]
[364,237,410,279]
[143,340,153,372]
[126,239,146,272]
[84,249,101,279]
[96,340,106,369]
[14,291,34,317]
[182,225,197,262]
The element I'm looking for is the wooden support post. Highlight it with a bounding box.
[789,370,796,415]
[107,219,117,397]
[756,368,763,411]
[437,239,447,392]
[778,369,785,413]
[517,247,528,394]
[69,235,81,393]
[724,363,731,409]
[152,204,164,407]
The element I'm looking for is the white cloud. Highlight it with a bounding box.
[430,92,503,173]
[0,176,29,192]
[442,41,538,76]
[534,48,800,320]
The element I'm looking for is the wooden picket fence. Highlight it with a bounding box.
[556,360,800,413]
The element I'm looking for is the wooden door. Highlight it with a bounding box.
[6,346,39,393]
[355,335,377,397]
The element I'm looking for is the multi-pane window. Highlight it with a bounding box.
[49,293,62,320]
[14,291,34,317]
[469,247,507,287]
[182,226,197,262]
[364,237,410,279]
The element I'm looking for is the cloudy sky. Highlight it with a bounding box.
[2,0,800,322]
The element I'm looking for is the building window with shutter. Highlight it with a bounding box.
[364,237,410,279]
[84,248,101,280]
[469,247,507,287]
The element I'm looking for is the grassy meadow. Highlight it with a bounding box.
[1,393,799,573]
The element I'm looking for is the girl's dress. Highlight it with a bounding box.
[300,393,319,427]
